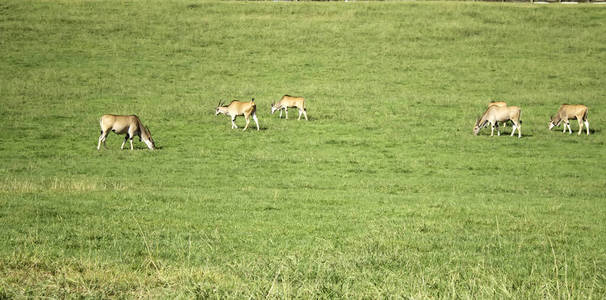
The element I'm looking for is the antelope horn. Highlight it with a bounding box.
[217,100,222,107]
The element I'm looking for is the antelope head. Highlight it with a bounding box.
[141,126,156,150]
[548,115,560,130]
[270,100,279,114]
[473,118,482,136]
[215,100,226,115]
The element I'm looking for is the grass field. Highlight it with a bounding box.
[1,0,606,298]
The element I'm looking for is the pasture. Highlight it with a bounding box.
[1,0,605,298]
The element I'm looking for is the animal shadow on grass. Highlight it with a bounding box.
[550,128,598,135]
[123,145,162,150]
[273,116,313,122]
[476,131,531,138]
[233,126,268,132]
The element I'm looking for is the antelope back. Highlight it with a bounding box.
[227,100,256,115]
[483,106,515,122]
[561,104,588,119]
[488,101,507,107]
[281,95,304,106]
[100,114,137,134]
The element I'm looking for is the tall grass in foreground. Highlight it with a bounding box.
[1,0,605,297]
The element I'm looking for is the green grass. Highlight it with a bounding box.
[1,0,606,298]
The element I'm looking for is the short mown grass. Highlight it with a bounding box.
[1,0,605,298]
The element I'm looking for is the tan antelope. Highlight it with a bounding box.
[215,98,259,131]
[271,95,308,120]
[549,104,589,135]
[473,105,522,138]
[97,114,156,150]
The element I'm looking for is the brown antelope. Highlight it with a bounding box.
[549,104,589,135]
[97,115,156,150]
[271,95,308,120]
[473,105,522,138]
[215,98,259,131]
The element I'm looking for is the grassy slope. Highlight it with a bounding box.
[1,0,605,297]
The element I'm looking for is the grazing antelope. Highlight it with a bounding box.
[473,105,522,138]
[549,104,589,135]
[271,95,308,120]
[215,98,259,131]
[97,115,156,150]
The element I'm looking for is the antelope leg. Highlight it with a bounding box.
[121,135,129,150]
[97,132,108,150]
[252,112,260,131]
[517,122,522,138]
[243,115,250,131]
